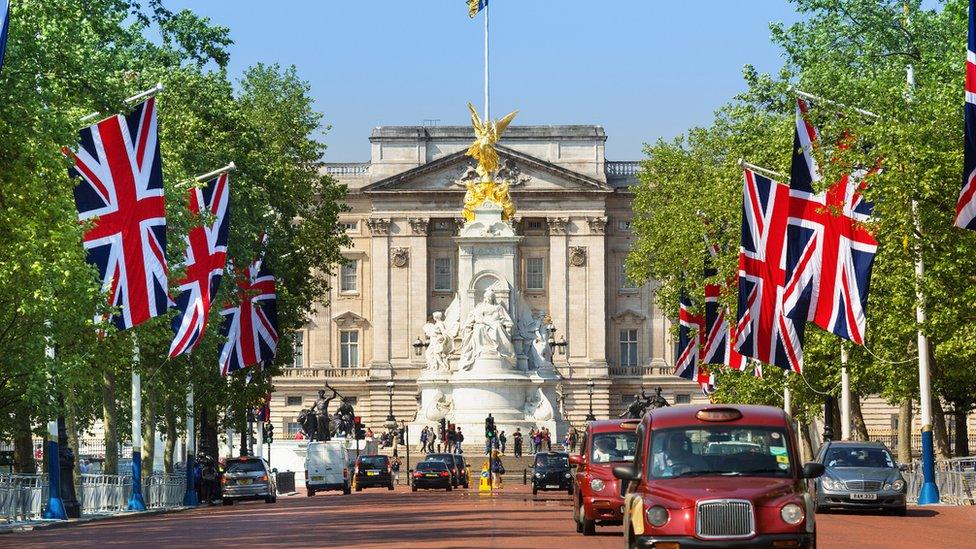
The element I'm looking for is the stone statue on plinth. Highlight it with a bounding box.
[457,288,515,371]
[422,312,453,372]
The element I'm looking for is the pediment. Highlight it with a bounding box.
[362,146,612,194]
[612,308,647,322]
[333,311,369,328]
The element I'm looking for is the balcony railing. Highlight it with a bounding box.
[606,161,640,176]
[608,364,672,377]
[324,163,370,176]
[278,366,371,379]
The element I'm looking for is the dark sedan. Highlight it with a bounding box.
[425,453,462,488]
[412,460,452,492]
[354,455,394,491]
[814,440,907,515]
[532,452,573,495]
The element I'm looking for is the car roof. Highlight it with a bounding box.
[824,440,888,448]
[536,452,569,457]
[642,404,789,430]
[585,419,642,434]
[417,460,447,468]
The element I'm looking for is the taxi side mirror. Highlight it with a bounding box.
[801,462,825,479]
[569,455,583,466]
[613,465,639,482]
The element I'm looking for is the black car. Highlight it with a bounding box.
[451,454,470,488]
[354,455,394,491]
[531,452,573,496]
[425,453,462,488]
[412,460,452,492]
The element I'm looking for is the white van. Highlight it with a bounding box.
[305,441,351,496]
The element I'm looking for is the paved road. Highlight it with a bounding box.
[4,486,974,548]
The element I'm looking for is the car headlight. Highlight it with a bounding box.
[890,479,905,492]
[535,472,543,478]
[646,505,669,527]
[589,478,605,492]
[780,503,804,525]
[564,473,572,479]
[822,477,843,491]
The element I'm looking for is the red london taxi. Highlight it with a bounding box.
[570,418,641,535]
[613,405,825,548]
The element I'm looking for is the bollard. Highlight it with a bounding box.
[523,468,527,485]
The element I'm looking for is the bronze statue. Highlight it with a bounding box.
[649,387,670,410]
[313,386,338,441]
[333,396,356,437]
[619,393,648,419]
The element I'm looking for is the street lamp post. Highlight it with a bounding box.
[545,318,568,365]
[412,337,429,358]
[585,379,596,421]
[386,381,396,427]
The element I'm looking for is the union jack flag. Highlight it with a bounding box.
[735,168,805,372]
[674,292,703,382]
[785,99,878,345]
[702,242,747,371]
[218,240,278,375]
[956,0,976,229]
[67,98,167,331]
[168,173,231,358]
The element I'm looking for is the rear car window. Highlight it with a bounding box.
[417,461,448,472]
[225,460,265,473]
[359,456,389,468]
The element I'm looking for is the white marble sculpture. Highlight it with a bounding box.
[418,388,454,422]
[523,387,554,421]
[457,288,515,371]
[422,311,453,372]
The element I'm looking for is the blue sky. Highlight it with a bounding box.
[165,1,803,161]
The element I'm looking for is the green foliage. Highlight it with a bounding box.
[629,0,976,423]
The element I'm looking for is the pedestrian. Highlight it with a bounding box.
[454,427,464,454]
[532,429,542,454]
[294,430,305,441]
[193,460,203,498]
[201,457,217,503]
[544,427,552,451]
[366,427,374,440]
[569,428,579,454]
[445,427,455,453]
[490,450,505,489]
[420,427,429,453]
[392,452,402,486]
[513,428,523,457]
[429,429,437,454]
[499,431,507,455]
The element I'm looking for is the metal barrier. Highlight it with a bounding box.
[145,474,185,509]
[79,474,131,515]
[905,458,976,505]
[0,474,46,523]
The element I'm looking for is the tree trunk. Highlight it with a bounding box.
[851,394,869,441]
[953,405,970,457]
[142,389,156,476]
[931,395,952,459]
[102,369,118,475]
[829,397,842,441]
[12,407,36,474]
[163,395,177,474]
[898,399,913,463]
[798,421,815,463]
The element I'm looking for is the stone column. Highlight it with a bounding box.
[367,218,391,372]
[408,218,429,367]
[586,216,608,368]
[547,217,569,366]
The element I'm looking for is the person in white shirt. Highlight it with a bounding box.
[592,437,620,463]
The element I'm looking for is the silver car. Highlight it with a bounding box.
[222,456,278,505]
[813,440,907,515]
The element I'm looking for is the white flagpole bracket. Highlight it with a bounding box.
[80,83,165,123]
[738,158,788,181]
[791,88,880,119]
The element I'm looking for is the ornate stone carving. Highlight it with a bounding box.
[587,216,608,234]
[390,247,409,268]
[546,216,569,235]
[408,217,429,235]
[366,218,390,235]
[451,218,465,236]
[569,246,587,267]
[497,159,530,187]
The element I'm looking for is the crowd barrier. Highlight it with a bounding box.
[145,474,185,509]
[79,474,131,514]
[0,474,45,523]
[905,457,976,505]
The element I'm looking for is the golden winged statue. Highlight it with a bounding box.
[463,103,519,221]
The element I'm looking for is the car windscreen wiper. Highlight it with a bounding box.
[674,470,736,477]
[738,468,788,475]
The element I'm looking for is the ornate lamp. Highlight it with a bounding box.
[585,379,596,421]
[386,381,396,427]
[412,337,428,357]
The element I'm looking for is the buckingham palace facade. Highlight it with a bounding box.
[267,123,716,437]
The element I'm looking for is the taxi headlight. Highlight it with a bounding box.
[535,472,543,478]
[646,505,669,527]
[890,479,905,492]
[589,478,605,492]
[564,473,572,479]
[780,503,804,525]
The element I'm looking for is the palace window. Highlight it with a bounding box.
[620,265,638,290]
[434,257,452,291]
[286,422,302,436]
[340,330,360,368]
[619,329,639,367]
[286,396,303,407]
[617,219,632,232]
[675,394,691,405]
[291,332,304,368]
[526,257,545,291]
[527,220,543,230]
[340,221,357,232]
[433,220,453,231]
[340,261,358,293]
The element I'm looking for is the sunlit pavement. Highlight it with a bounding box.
[3,485,974,548]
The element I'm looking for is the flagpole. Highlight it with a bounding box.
[128,340,147,511]
[80,83,164,123]
[484,1,490,120]
[840,343,851,440]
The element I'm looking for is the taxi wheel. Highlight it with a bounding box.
[388,482,394,491]
[356,485,363,492]
[307,488,315,497]
[567,485,573,496]
[222,499,233,506]
[578,503,595,535]
[343,485,351,495]
[446,485,452,492]
[626,527,638,549]
[574,505,583,533]
[412,485,417,492]
[532,486,538,496]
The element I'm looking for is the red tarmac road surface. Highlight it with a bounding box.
[3,485,975,548]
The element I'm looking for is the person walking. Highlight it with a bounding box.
[513,428,523,457]
[391,453,402,486]
[499,431,507,455]
[429,429,437,454]
[569,427,579,454]
[490,450,505,490]
[420,427,429,453]
[544,427,552,451]
[454,427,464,454]
[531,429,542,454]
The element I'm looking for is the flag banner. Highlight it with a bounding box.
[468,0,488,18]
[957,0,976,229]
[674,292,703,381]
[218,238,278,375]
[702,237,746,371]
[66,98,167,332]
[785,99,878,345]
[168,173,231,358]
[0,1,10,71]
[735,168,805,372]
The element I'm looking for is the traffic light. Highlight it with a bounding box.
[485,414,495,440]
[354,416,366,440]
[264,422,274,444]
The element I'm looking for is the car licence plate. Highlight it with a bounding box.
[367,471,378,476]
[546,485,560,489]
[312,475,324,481]
[238,478,251,485]
[850,492,877,500]
[426,474,438,477]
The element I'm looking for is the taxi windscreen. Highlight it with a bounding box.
[649,426,792,479]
